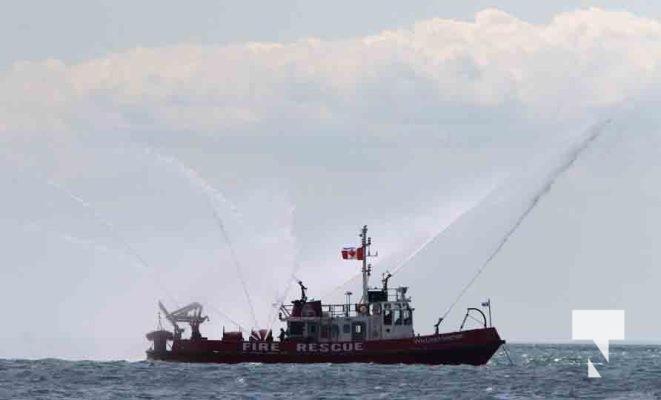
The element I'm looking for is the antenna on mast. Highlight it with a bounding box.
[359,225,377,303]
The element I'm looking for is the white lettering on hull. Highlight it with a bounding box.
[295,342,364,352]
[243,342,365,353]
[242,342,280,352]
[413,334,464,344]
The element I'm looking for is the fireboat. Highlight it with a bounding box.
[146,226,505,365]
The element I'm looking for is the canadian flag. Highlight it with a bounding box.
[341,247,364,260]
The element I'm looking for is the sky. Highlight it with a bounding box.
[2,1,661,359]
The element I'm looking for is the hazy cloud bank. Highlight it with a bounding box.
[2,8,661,134]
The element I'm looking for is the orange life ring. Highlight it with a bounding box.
[358,304,368,314]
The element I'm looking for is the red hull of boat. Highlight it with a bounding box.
[147,327,504,366]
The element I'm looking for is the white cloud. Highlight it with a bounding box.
[2,8,661,133]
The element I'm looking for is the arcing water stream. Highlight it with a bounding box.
[436,120,611,319]
[40,177,181,306]
[141,147,243,219]
[23,222,116,258]
[138,147,259,329]
[27,147,297,334]
[44,179,154,274]
[140,147,304,332]
[323,121,611,307]
[318,188,502,301]
[210,208,259,330]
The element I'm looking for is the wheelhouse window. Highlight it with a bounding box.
[331,324,340,338]
[403,309,412,325]
[383,309,392,325]
[308,323,317,335]
[394,309,402,325]
[343,324,350,334]
[289,321,304,335]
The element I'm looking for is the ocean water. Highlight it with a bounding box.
[0,344,659,399]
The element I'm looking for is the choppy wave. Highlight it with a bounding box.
[0,344,659,399]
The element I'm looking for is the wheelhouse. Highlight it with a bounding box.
[279,226,415,343]
[279,285,414,342]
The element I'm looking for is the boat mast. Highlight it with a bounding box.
[360,225,371,303]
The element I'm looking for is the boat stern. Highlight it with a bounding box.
[146,329,174,360]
